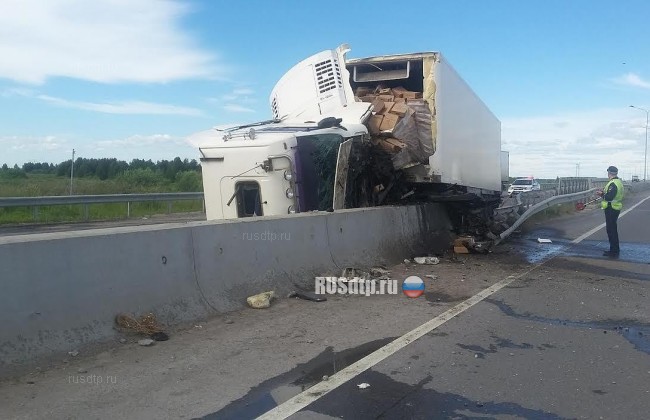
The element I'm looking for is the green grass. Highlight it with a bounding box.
[0,174,204,225]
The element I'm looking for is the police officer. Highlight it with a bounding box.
[597,166,624,257]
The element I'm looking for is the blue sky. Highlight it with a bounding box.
[1,0,649,178]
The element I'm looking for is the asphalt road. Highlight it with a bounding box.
[1,192,648,420]
[261,192,650,419]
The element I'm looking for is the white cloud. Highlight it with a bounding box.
[89,134,198,161]
[0,135,71,165]
[232,88,255,96]
[502,108,648,179]
[94,134,187,149]
[36,94,205,116]
[0,0,221,84]
[612,73,650,89]
[206,87,258,114]
[223,104,255,113]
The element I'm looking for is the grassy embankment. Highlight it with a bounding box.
[0,172,203,225]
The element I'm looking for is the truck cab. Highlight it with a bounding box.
[193,120,370,219]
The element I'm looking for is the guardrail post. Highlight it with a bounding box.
[32,206,39,222]
[83,204,89,221]
[127,202,131,219]
[167,201,172,214]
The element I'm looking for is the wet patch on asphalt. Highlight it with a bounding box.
[508,228,650,266]
[300,370,568,419]
[457,336,533,358]
[425,291,471,304]
[486,298,650,355]
[546,258,650,282]
[198,337,396,419]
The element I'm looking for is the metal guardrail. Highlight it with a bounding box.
[495,188,598,244]
[0,192,205,221]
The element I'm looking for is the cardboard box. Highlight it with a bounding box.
[356,87,373,96]
[394,97,406,104]
[360,95,376,103]
[377,94,394,102]
[376,139,401,154]
[379,113,400,131]
[384,137,406,148]
[379,102,395,115]
[454,237,475,247]
[371,99,386,114]
[378,88,392,95]
[392,86,408,93]
[368,115,384,134]
[389,102,408,117]
[454,246,470,254]
[402,91,423,99]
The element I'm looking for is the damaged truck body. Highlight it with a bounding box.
[192,45,502,233]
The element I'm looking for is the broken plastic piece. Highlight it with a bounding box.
[414,257,439,265]
[295,290,327,302]
[357,383,370,389]
[537,238,552,243]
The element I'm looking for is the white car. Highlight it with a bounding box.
[508,177,541,195]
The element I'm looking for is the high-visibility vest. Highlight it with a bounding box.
[601,178,624,210]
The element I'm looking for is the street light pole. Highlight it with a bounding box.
[630,105,649,181]
[70,149,75,195]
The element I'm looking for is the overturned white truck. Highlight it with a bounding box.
[192,45,502,232]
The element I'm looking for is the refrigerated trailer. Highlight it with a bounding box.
[193,45,502,224]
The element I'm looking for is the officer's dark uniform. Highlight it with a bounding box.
[601,166,624,257]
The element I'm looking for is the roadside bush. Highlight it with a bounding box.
[0,168,28,180]
[175,171,202,192]
[116,168,167,191]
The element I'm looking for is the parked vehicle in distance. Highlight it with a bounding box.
[632,175,640,182]
[507,177,541,195]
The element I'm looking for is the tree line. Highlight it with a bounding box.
[0,157,201,181]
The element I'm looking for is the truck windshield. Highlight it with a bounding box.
[513,179,532,185]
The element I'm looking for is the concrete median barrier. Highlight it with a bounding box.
[0,204,451,376]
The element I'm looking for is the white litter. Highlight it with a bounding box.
[537,238,552,244]
[357,383,370,389]
[414,257,440,265]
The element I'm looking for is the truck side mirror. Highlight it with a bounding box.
[261,159,273,172]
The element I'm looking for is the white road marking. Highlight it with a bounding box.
[572,193,650,244]
[257,192,650,420]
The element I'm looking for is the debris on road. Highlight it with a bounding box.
[292,290,327,302]
[370,267,391,277]
[68,350,79,357]
[454,246,470,254]
[247,291,275,309]
[138,339,155,347]
[115,313,166,339]
[414,257,440,265]
[342,267,370,279]
[357,383,370,389]
[151,332,169,341]
[404,259,411,264]
[425,274,438,280]
[537,238,553,243]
